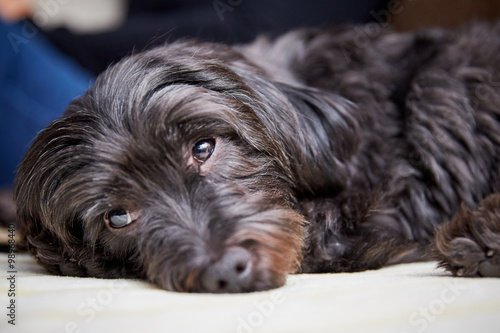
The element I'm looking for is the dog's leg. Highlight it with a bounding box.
[434,193,500,277]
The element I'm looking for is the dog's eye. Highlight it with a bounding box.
[192,139,215,164]
[105,209,137,229]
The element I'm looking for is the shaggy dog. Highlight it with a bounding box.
[15,23,500,293]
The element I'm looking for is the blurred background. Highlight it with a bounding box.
[1,0,500,189]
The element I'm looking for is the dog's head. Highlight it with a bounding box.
[15,40,358,292]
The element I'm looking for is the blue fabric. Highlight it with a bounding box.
[0,20,94,187]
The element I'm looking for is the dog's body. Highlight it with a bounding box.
[15,23,500,292]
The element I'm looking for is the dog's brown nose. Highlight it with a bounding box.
[201,247,253,293]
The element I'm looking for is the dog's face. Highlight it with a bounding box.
[15,41,358,292]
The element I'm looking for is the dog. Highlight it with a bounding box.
[14,23,500,293]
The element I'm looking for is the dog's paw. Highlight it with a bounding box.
[439,237,500,277]
[478,249,500,277]
[435,194,500,277]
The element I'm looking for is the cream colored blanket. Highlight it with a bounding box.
[1,253,499,333]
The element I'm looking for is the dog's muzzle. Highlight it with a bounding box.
[200,247,254,293]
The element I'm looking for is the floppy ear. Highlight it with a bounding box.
[206,58,360,196]
[276,83,360,196]
[14,110,109,276]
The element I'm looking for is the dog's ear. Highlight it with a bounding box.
[211,59,360,196]
[14,110,100,276]
[276,83,360,196]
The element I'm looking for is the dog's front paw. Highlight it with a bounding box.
[478,249,500,277]
[435,194,500,277]
[439,237,500,277]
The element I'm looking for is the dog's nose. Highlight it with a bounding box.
[201,247,253,293]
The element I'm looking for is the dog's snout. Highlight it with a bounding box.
[201,247,253,293]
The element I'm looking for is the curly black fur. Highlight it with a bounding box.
[15,23,500,293]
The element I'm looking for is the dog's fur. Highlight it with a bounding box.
[15,23,500,293]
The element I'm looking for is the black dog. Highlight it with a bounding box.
[15,23,500,293]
